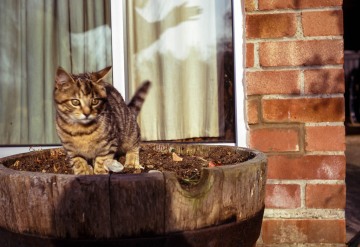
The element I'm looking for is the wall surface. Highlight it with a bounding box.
[244,0,346,245]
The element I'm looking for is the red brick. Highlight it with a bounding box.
[259,0,342,10]
[246,43,255,68]
[305,125,345,151]
[249,127,300,152]
[267,155,346,180]
[262,219,346,244]
[262,97,345,123]
[259,40,344,67]
[246,70,300,95]
[247,98,260,124]
[302,10,343,37]
[306,184,346,209]
[304,69,345,94]
[265,184,301,209]
[245,0,256,12]
[246,13,297,39]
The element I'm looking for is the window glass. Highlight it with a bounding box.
[0,0,235,146]
[125,0,235,142]
[0,0,112,145]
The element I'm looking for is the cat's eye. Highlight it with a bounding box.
[92,98,100,106]
[71,99,80,106]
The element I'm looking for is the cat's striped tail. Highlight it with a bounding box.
[128,80,151,115]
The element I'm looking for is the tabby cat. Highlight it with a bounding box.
[53,66,150,175]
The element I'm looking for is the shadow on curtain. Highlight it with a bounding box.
[126,0,234,141]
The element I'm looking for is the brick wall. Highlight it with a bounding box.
[244,0,346,245]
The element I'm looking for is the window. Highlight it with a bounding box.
[0,0,245,157]
[113,0,246,145]
[0,0,112,145]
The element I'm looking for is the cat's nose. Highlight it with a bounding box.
[83,107,91,117]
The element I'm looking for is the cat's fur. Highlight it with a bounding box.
[53,66,150,175]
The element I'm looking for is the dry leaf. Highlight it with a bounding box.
[195,156,208,162]
[172,152,183,162]
[13,160,20,167]
[208,161,216,167]
[208,161,221,167]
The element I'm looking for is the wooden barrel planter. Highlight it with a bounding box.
[0,144,267,247]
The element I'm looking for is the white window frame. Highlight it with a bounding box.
[0,0,246,158]
[232,0,247,147]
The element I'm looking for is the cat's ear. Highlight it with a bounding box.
[55,67,74,89]
[95,66,112,83]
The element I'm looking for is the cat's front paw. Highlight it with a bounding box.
[124,158,144,169]
[125,163,144,170]
[71,157,94,175]
[124,149,143,169]
[73,164,94,175]
[94,162,110,174]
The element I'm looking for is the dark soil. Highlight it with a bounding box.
[3,147,254,188]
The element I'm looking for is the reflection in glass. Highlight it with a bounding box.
[0,0,112,144]
[126,0,234,142]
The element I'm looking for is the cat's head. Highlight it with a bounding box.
[54,66,112,125]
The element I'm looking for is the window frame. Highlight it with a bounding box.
[232,0,247,147]
[0,0,246,158]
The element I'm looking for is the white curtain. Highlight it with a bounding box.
[126,0,232,141]
[0,0,112,144]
